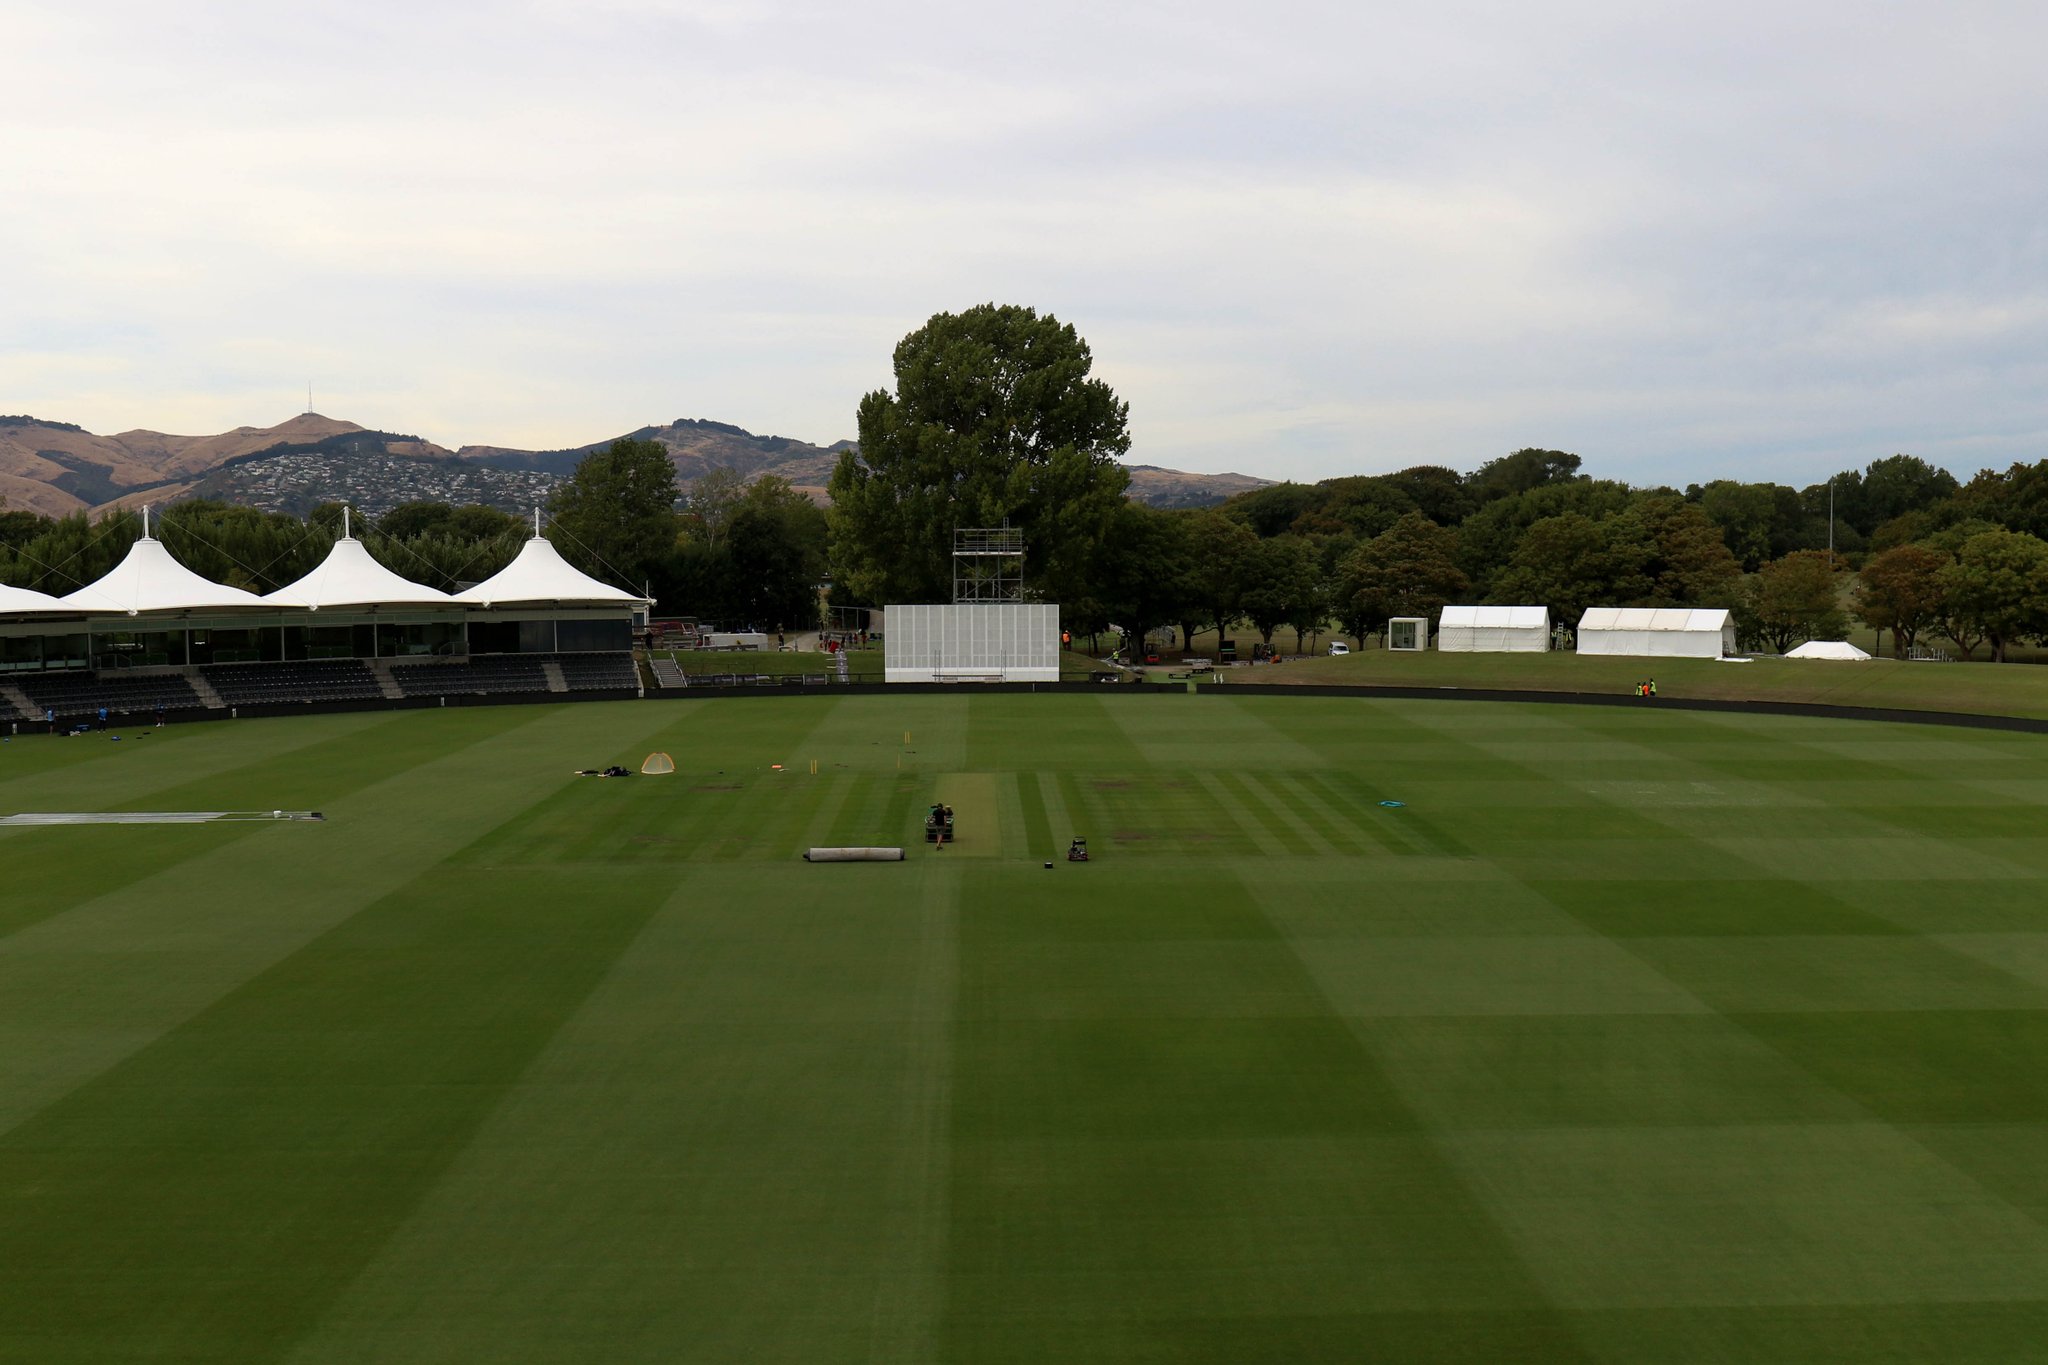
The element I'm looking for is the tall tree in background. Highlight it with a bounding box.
[1338,512,1468,640]
[1938,529,2048,663]
[722,477,829,632]
[1097,503,1192,658]
[547,437,680,592]
[1853,544,1946,657]
[828,304,1131,603]
[1491,512,1651,626]
[1746,550,1845,652]
[1468,448,1582,503]
[1183,510,1257,649]
[1240,536,1319,645]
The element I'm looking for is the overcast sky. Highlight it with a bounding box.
[3,0,2045,487]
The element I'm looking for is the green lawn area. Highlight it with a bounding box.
[659,647,1107,681]
[3,694,2048,1361]
[1211,647,2048,720]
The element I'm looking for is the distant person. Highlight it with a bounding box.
[45,707,55,735]
[96,706,108,732]
[1648,678,1658,698]
[154,701,166,729]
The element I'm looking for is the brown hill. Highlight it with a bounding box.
[1,412,1268,517]
[460,419,1268,509]
[0,413,385,516]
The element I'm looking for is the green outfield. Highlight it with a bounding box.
[3,695,2048,1362]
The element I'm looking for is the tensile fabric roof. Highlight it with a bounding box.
[59,534,267,615]
[1439,606,1549,628]
[264,535,452,610]
[452,534,645,607]
[0,582,66,614]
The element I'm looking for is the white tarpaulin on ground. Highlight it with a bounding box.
[1785,640,1872,661]
[1576,607,1735,659]
[1438,605,1550,652]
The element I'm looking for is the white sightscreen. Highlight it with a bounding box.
[885,603,1060,682]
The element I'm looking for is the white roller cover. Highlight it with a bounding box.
[0,581,66,614]
[452,534,645,607]
[265,535,452,610]
[1576,607,1735,659]
[885,603,1060,682]
[60,534,267,615]
[1785,640,1871,661]
[1438,605,1550,652]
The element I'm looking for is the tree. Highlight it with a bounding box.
[1490,512,1651,626]
[1859,455,1959,531]
[722,477,828,632]
[1286,565,1334,653]
[1456,480,1634,589]
[1097,503,1192,658]
[547,437,680,592]
[1622,497,1742,606]
[1694,480,1807,570]
[1182,510,1257,650]
[1469,448,1582,503]
[1339,512,1468,639]
[1746,550,1845,653]
[682,467,748,548]
[1853,545,1946,657]
[1240,536,1319,645]
[828,304,1131,604]
[1937,529,2048,663]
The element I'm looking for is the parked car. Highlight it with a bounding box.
[1328,641,1351,656]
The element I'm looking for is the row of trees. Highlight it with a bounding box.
[0,440,830,636]
[0,500,529,598]
[8,303,2048,656]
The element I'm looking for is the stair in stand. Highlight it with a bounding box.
[367,659,406,700]
[184,668,227,709]
[0,681,36,722]
[542,659,569,694]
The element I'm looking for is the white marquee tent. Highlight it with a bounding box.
[452,528,646,608]
[1576,607,1735,659]
[1785,640,1871,661]
[1438,605,1550,652]
[59,531,268,616]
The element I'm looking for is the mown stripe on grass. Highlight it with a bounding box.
[0,861,677,1362]
[1013,770,1053,862]
[0,702,682,1142]
[1295,771,1415,857]
[0,707,562,944]
[941,861,1592,1360]
[1194,772,1293,857]
[1235,771,1340,855]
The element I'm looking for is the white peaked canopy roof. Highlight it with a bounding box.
[1579,607,1731,633]
[0,581,66,614]
[60,531,266,615]
[451,527,645,607]
[265,533,451,610]
[1440,605,1549,629]
[1785,640,1872,661]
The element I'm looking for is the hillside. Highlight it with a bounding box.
[0,412,1268,517]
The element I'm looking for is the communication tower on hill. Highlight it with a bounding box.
[953,526,1025,604]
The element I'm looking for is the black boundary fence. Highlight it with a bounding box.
[11,679,2048,738]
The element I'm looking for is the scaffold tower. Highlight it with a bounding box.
[952,527,1025,604]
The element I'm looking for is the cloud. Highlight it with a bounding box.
[1,0,2044,486]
